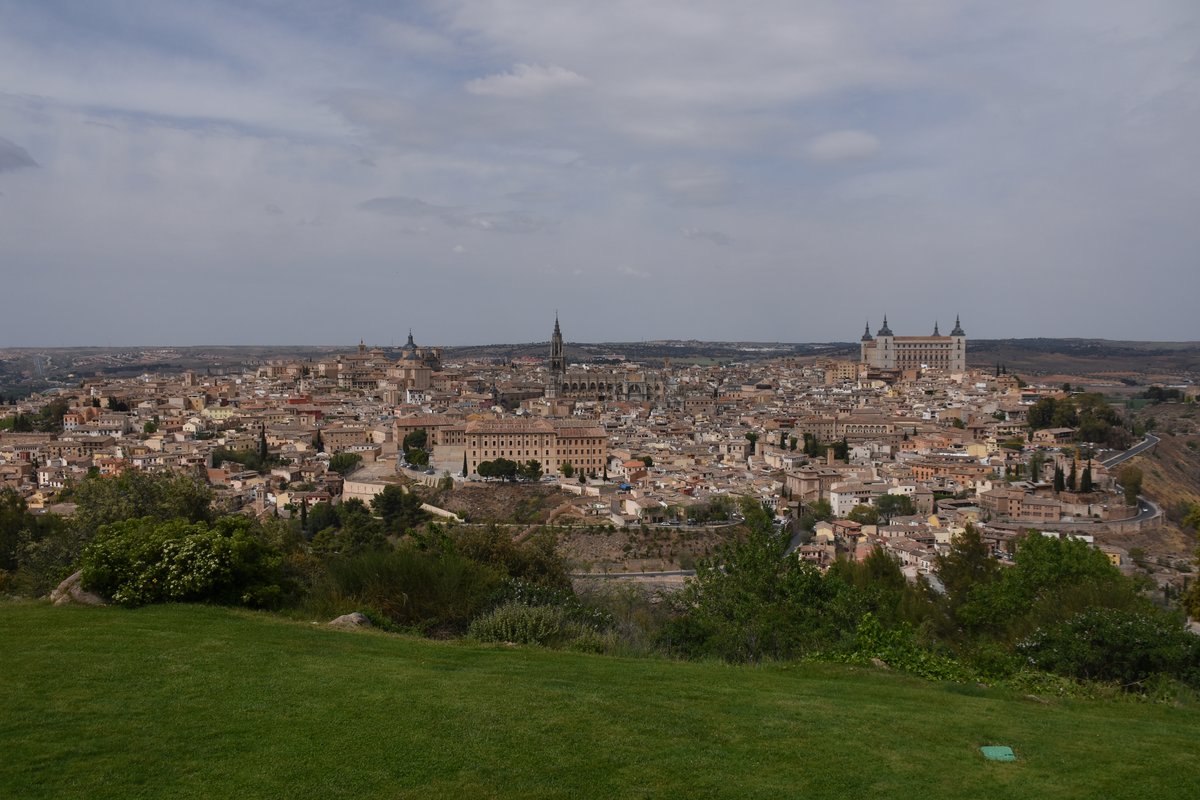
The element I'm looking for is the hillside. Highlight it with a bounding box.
[1117,404,1200,565]
[2,603,1197,799]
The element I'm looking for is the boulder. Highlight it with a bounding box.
[328,612,372,630]
[49,571,107,607]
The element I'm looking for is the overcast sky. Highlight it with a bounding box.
[2,1,1198,346]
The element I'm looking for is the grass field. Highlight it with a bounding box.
[3,602,1198,799]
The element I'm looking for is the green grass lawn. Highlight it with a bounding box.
[2,602,1198,799]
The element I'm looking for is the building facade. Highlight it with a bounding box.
[464,418,607,476]
[860,316,967,372]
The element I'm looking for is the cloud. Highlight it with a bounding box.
[618,264,651,279]
[466,63,590,98]
[358,195,547,234]
[657,166,735,207]
[452,243,467,254]
[682,226,733,246]
[806,130,881,162]
[358,195,454,217]
[0,136,38,172]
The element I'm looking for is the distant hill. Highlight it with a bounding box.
[2,338,1196,398]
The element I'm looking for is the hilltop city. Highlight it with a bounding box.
[3,317,1191,591]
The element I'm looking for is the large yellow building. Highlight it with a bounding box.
[465,418,607,476]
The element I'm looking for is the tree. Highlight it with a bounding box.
[518,460,543,482]
[462,452,468,478]
[641,455,654,467]
[1116,465,1143,506]
[402,428,428,452]
[874,494,916,522]
[257,425,269,464]
[665,500,842,662]
[1053,465,1065,492]
[313,429,324,453]
[72,471,214,539]
[779,431,788,449]
[560,461,575,479]
[1080,462,1093,493]
[789,436,797,451]
[1067,460,1077,491]
[405,448,429,467]
[744,431,758,455]
[143,420,158,434]
[328,452,363,476]
[847,505,880,526]
[934,524,999,621]
[371,485,429,533]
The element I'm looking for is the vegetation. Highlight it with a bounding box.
[80,515,290,608]
[3,603,1197,800]
[327,452,362,476]
[476,458,544,482]
[1025,393,1132,448]
[4,467,1196,703]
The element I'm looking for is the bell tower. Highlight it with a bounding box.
[547,313,566,400]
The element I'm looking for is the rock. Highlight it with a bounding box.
[328,612,372,630]
[49,571,107,607]
[869,657,890,670]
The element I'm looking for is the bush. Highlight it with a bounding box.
[1017,608,1200,690]
[468,602,572,645]
[467,600,614,651]
[80,516,288,608]
[321,546,503,634]
[833,613,976,683]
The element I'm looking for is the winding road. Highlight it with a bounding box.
[1101,433,1160,469]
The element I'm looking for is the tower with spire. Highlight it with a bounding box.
[546,314,566,400]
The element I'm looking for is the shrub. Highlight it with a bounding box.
[80,516,288,608]
[321,545,503,634]
[1017,608,1200,690]
[468,602,572,646]
[831,613,976,683]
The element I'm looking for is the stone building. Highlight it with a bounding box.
[860,316,967,372]
[464,417,607,476]
[544,316,666,405]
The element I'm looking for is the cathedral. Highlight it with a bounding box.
[545,316,666,405]
[859,316,967,372]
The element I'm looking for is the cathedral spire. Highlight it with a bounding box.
[951,315,964,336]
[933,320,940,336]
[877,315,893,337]
[861,321,873,342]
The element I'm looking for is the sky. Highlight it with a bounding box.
[1,0,1198,347]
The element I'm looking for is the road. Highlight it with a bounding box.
[1101,433,1159,469]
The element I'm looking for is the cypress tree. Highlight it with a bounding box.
[1053,465,1065,492]
[1081,462,1093,493]
[1067,460,1077,491]
[462,452,468,477]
